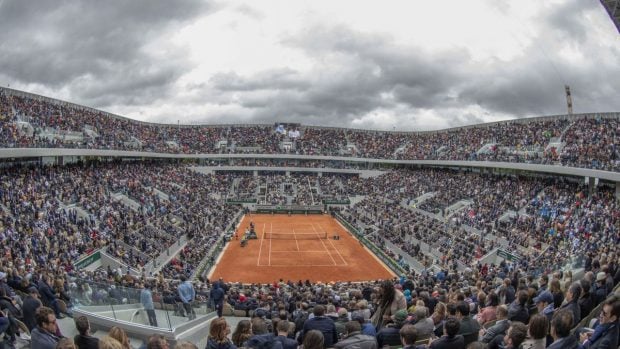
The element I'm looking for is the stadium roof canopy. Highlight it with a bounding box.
[601,0,620,33]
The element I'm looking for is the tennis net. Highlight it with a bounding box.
[264,232,328,240]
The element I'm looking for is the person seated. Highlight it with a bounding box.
[487,322,527,349]
[333,321,377,349]
[377,309,408,347]
[412,306,434,340]
[428,317,465,349]
[480,305,510,344]
[455,301,480,347]
[547,309,579,349]
[578,297,619,349]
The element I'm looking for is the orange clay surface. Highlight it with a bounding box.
[209,214,396,284]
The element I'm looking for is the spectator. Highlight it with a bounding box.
[108,326,132,349]
[520,314,548,349]
[30,306,60,349]
[206,317,237,349]
[480,304,510,344]
[210,283,225,318]
[455,301,480,347]
[412,306,434,339]
[22,287,42,332]
[174,341,198,349]
[38,275,64,319]
[99,336,124,349]
[377,309,408,347]
[578,279,594,323]
[178,275,196,320]
[593,273,609,307]
[73,315,99,349]
[507,290,529,324]
[488,322,528,349]
[557,282,581,328]
[370,280,407,330]
[533,291,554,322]
[301,330,324,349]
[140,282,158,327]
[398,324,421,349]
[429,317,465,349]
[146,334,170,349]
[275,320,297,349]
[299,305,338,349]
[231,319,252,347]
[578,297,619,349]
[352,315,376,337]
[333,321,377,349]
[548,309,579,349]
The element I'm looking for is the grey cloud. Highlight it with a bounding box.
[210,68,311,92]
[0,0,213,107]
[208,9,620,129]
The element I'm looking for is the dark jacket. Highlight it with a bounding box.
[300,316,339,348]
[547,335,579,349]
[210,286,225,304]
[275,335,298,349]
[429,335,465,349]
[592,285,607,307]
[558,300,581,327]
[579,296,594,321]
[22,295,42,331]
[206,338,238,349]
[0,295,22,319]
[507,301,529,323]
[457,317,480,347]
[376,324,402,347]
[244,333,283,349]
[584,322,618,349]
[74,334,100,349]
[38,280,57,306]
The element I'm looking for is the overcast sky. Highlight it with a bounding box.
[0,0,619,131]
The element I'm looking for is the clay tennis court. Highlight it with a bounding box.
[209,214,396,283]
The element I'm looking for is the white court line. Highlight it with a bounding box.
[256,223,266,266]
[311,223,337,266]
[269,222,273,266]
[270,250,337,253]
[293,228,300,251]
[259,264,344,267]
[319,223,348,266]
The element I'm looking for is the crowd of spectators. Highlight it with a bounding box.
[0,157,618,348]
[1,88,619,171]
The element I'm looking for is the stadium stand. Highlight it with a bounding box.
[0,88,618,348]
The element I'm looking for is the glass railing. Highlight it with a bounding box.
[68,278,214,331]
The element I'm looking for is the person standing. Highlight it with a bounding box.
[178,276,196,320]
[140,282,158,327]
[210,283,225,318]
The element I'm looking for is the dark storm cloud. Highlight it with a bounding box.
[206,25,471,128]
[0,0,212,106]
[202,1,620,130]
[210,68,311,92]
